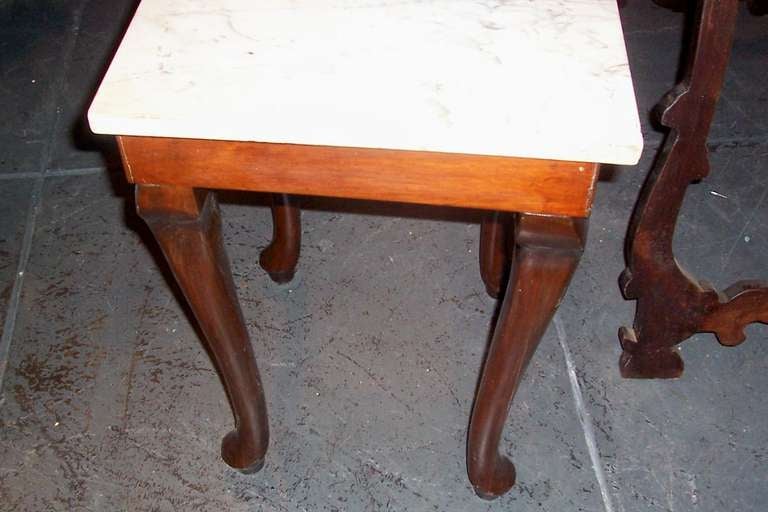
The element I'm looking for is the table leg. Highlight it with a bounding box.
[136,184,269,472]
[468,213,587,499]
[260,193,301,283]
[479,211,511,298]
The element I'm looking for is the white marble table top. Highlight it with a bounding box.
[88,0,643,165]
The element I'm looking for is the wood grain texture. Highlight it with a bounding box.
[619,0,768,379]
[118,136,599,217]
[135,185,270,472]
[117,117,601,498]
[468,214,586,499]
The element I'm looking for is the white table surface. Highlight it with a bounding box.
[88,0,643,165]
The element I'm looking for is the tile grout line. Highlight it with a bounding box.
[0,166,108,181]
[0,0,87,401]
[554,313,616,512]
[0,171,44,181]
[0,178,44,400]
[47,166,107,177]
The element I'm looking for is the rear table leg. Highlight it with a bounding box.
[260,193,301,283]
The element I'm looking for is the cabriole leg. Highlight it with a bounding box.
[136,184,269,472]
[260,193,301,283]
[468,213,587,499]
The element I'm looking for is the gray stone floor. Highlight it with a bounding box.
[0,1,766,511]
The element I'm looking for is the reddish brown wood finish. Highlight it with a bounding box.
[260,193,301,283]
[479,212,511,298]
[118,124,599,497]
[468,214,586,499]
[620,0,768,378]
[117,136,598,218]
[135,184,269,471]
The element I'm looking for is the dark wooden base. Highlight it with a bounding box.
[136,185,269,471]
[118,115,599,497]
[468,214,586,499]
[134,189,587,497]
[259,193,301,283]
[618,328,685,379]
[620,0,768,379]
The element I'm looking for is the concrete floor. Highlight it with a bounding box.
[1,1,767,511]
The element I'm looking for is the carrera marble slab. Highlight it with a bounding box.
[89,0,643,165]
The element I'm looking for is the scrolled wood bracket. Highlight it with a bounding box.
[619,0,768,379]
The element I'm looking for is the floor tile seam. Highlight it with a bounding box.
[0,167,108,181]
[554,313,616,512]
[0,172,43,181]
[0,176,43,401]
[0,0,88,402]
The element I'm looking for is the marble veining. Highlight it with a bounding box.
[88,0,643,164]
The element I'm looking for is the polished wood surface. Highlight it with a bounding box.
[468,214,586,499]
[620,0,768,378]
[120,133,598,498]
[118,115,601,498]
[135,184,269,471]
[118,136,599,218]
[260,193,301,284]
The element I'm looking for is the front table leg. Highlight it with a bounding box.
[136,184,269,473]
[468,213,587,499]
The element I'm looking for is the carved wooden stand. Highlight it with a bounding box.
[620,0,768,378]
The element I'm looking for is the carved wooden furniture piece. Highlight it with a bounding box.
[89,0,642,499]
[620,0,768,378]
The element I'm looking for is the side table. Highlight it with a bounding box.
[89,0,643,499]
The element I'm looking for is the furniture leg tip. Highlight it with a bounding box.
[259,247,298,284]
[471,477,515,501]
[484,283,501,299]
[473,485,512,501]
[259,243,298,284]
[236,458,266,475]
[619,347,684,379]
[266,270,296,284]
[468,456,516,500]
[221,429,269,473]
[474,489,501,501]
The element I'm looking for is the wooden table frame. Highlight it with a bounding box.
[118,134,598,499]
